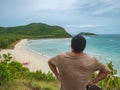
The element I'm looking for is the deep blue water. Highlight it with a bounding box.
[27,34,120,75]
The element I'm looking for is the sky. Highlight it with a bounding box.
[0,0,120,34]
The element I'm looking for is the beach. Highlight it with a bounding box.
[0,39,50,73]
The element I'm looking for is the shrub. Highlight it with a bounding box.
[98,61,120,90]
[0,53,56,86]
[30,70,56,81]
[0,54,12,85]
[0,53,29,85]
[8,61,29,79]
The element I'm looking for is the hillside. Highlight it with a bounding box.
[0,23,71,48]
[0,23,71,38]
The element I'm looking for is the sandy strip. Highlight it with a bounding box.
[0,39,50,73]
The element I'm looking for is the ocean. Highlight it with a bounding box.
[27,34,120,75]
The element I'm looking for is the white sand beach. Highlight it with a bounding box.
[0,39,50,73]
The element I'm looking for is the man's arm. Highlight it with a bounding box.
[88,66,110,86]
[48,60,60,80]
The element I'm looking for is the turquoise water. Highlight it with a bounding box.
[27,35,120,75]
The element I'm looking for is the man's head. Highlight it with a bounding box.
[71,35,86,53]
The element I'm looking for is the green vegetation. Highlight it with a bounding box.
[0,53,59,90]
[0,53,120,90]
[31,80,59,90]
[0,79,59,90]
[79,32,97,36]
[98,61,120,90]
[91,61,120,90]
[0,36,20,49]
[0,23,71,49]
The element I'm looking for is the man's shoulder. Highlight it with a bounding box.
[85,54,96,59]
[50,52,68,59]
[57,52,70,56]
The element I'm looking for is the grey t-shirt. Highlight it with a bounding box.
[49,52,105,90]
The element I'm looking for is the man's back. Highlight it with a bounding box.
[50,52,105,90]
[48,35,110,90]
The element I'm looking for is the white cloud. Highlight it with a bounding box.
[75,0,120,15]
[0,0,120,30]
[92,2,120,15]
[1,0,119,15]
[31,0,78,11]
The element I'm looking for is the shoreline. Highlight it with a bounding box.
[26,41,50,59]
[0,39,50,73]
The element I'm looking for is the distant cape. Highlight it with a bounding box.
[78,32,98,36]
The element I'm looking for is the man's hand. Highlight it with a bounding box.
[90,66,110,84]
[87,80,95,87]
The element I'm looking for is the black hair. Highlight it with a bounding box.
[71,35,86,53]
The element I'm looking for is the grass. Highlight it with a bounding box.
[0,79,60,90]
[31,80,60,90]
[0,79,31,90]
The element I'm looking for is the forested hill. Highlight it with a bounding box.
[0,23,71,38]
[0,23,71,48]
[78,32,97,36]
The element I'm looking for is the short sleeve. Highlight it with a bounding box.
[93,57,106,71]
[48,55,59,66]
